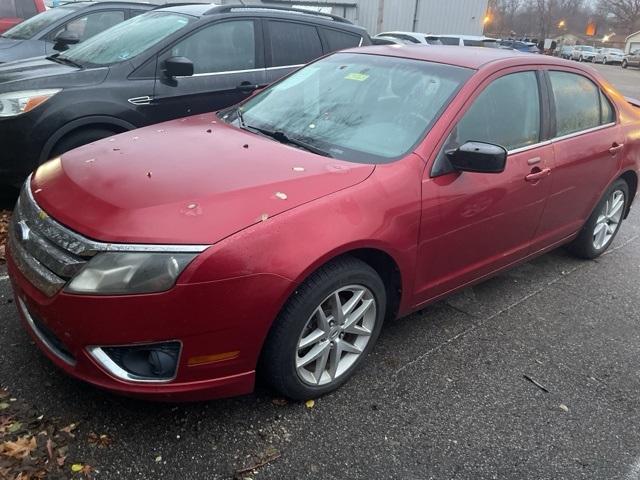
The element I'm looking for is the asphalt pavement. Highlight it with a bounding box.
[1,62,640,480]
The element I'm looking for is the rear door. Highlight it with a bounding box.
[152,18,266,122]
[263,19,324,84]
[531,69,623,249]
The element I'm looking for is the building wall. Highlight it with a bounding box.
[226,0,489,35]
[626,32,640,53]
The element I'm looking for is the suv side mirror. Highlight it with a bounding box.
[53,31,80,52]
[446,141,507,174]
[164,56,194,78]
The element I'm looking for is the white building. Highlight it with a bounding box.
[222,0,490,35]
[625,30,640,53]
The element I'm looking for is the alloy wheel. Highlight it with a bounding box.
[295,285,377,386]
[593,189,625,250]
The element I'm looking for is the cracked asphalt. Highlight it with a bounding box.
[1,64,640,480]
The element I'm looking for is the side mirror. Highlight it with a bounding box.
[446,141,507,174]
[53,31,80,52]
[164,56,194,78]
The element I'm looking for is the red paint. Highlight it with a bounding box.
[0,0,45,33]
[9,48,640,400]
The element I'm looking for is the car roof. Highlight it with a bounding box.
[58,0,155,7]
[434,34,498,41]
[343,44,572,70]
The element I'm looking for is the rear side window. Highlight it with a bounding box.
[440,37,459,46]
[463,39,482,47]
[448,71,541,151]
[268,21,322,67]
[600,90,615,124]
[322,28,361,52]
[549,71,608,136]
[0,0,17,17]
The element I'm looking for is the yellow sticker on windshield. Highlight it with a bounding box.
[344,73,369,82]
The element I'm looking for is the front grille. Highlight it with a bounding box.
[8,183,94,297]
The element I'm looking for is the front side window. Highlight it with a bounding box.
[61,12,192,67]
[170,20,255,74]
[2,7,75,39]
[233,53,472,163]
[51,11,125,43]
[549,71,607,136]
[442,71,541,153]
[268,21,322,67]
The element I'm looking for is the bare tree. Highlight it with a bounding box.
[597,0,640,35]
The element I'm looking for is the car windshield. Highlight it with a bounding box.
[232,53,472,164]
[59,12,192,67]
[2,7,77,40]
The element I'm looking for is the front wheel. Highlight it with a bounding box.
[602,57,607,64]
[567,179,629,259]
[261,257,386,400]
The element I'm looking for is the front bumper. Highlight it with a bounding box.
[7,244,293,402]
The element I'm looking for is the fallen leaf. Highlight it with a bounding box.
[0,436,37,458]
[57,455,67,467]
[7,422,22,434]
[271,398,287,406]
[155,455,162,462]
[87,432,112,447]
[305,400,315,409]
[71,463,83,472]
[559,404,569,412]
[81,464,93,475]
[0,403,9,411]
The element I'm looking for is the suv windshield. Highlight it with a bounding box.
[2,7,76,40]
[59,11,192,67]
[232,53,471,163]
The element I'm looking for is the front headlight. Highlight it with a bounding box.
[65,252,196,295]
[0,89,61,118]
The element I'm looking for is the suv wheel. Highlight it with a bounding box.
[50,127,119,159]
[261,257,386,400]
[602,57,607,64]
[622,59,628,68]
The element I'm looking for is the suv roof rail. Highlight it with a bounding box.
[58,0,156,5]
[204,3,353,24]
[151,1,207,9]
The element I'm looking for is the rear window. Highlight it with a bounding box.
[268,20,323,67]
[439,36,459,46]
[322,28,361,52]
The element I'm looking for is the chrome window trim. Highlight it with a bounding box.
[506,123,616,156]
[508,140,552,155]
[87,342,182,384]
[18,298,76,366]
[23,179,209,255]
[179,64,304,78]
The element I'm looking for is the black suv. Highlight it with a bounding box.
[0,3,370,187]
[0,1,153,64]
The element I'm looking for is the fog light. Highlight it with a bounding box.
[87,341,181,383]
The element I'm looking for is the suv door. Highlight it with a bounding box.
[630,50,640,67]
[532,70,623,248]
[416,70,553,301]
[152,19,266,122]
[44,9,126,54]
[263,19,323,83]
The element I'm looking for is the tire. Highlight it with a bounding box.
[592,56,596,63]
[261,256,386,400]
[579,56,583,62]
[49,127,118,159]
[622,60,628,69]
[602,57,607,64]
[567,179,629,259]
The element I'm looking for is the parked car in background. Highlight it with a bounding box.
[0,3,370,188]
[622,49,640,69]
[0,1,154,64]
[0,0,45,33]
[559,45,574,59]
[375,31,441,45]
[500,39,539,53]
[434,34,500,47]
[7,47,638,402]
[593,47,625,64]
[371,35,407,45]
[571,45,596,61]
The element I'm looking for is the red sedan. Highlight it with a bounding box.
[0,0,45,33]
[7,46,640,401]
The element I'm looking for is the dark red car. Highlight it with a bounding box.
[7,47,640,401]
[0,0,45,33]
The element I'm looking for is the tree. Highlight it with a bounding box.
[597,0,640,35]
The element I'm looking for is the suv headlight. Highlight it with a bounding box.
[0,89,61,118]
[65,252,196,295]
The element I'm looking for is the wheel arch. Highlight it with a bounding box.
[39,116,137,164]
[620,169,638,218]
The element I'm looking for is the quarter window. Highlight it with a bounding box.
[445,71,541,152]
[170,20,256,74]
[322,28,361,52]
[549,71,606,136]
[268,21,323,67]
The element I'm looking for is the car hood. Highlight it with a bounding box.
[0,37,22,50]
[0,56,108,90]
[31,114,375,245]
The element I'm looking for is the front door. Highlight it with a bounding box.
[152,19,266,122]
[415,70,553,304]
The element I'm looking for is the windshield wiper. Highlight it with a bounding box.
[46,54,83,69]
[246,125,333,158]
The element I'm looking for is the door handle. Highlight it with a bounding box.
[608,143,624,155]
[237,82,260,93]
[525,168,551,182]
